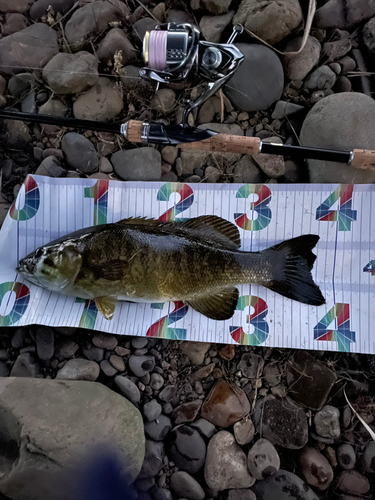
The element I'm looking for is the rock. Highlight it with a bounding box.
[0,75,5,95]
[333,75,352,93]
[144,414,172,441]
[234,418,255,445]
[56,358,100,381]
[97,28,136,65]
[247,438,280,480]
[35,156,67,177]
[254,136,285,178]
[190,418,216,439]
[150,373,164,391]
[323,39,352,62]
[167,425,206,474]
[286,351,337,410]
[82,345,104,362]
[115,375,141,404]
[0,361,9,377]
[109,354,125,372]
[143,399,162,422]
[179,150,208,175]
[363,17,375,56]
[238,352,264,380]
[314,405,340,439]
[199,11,234,43]
[301,92,375,183]
[10,353,39,377]
[337,443,356,470]
[304,65,336,90]
[205,166,221,182]
[225,44,283,111]
[61,132,99,174]
[253,395,308,449]
[138,440,165,479]
[35,326,54,361]
[205,431,255,490]
[272,101,305,120]
[361,441,375,472]
[129,355,155,377]
[228,490,256,500]
[263,363,281,387]
[170,471,205,500]
[252,470,319,500]
[0,23,58,75]
[151,88,176,115]
[339,56,356,73]
[8,73,34,97]
[172,400,202,424]
[219,344,235,361]
[161,146,178,165]
[39,98,68,117]
[0,0,31,12]
[133,17,158,42]
[73,77,123,121]
[1,119,31,149]
[21,90,36,113]
[30,0,75,20]
[159,385,177,402]
[0,378,144,498]
[298,446,334,491]
[337,470,370,495]
[92,333,117,350]
[201,377,250,427]
[99,156,113,173]
[197,96,221,124]
[282,36,321,81]
[43,52,98,94]
[180,341,210,365]
[233,0,303,45]
[100,359,117,377]
[233,155,264,183]
[315,0,375,29]
[65,0,129,49]
[55,340,79,360]
[201,0,231,14]
[132,337,149,349]
[2,13,28,36]
[112,147,161,181]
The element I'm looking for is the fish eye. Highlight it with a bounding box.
[35,248,43,258]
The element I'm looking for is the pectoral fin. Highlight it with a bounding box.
[95,296,117,320]
[187,287,239,321]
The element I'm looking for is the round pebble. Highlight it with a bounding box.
[144,415,172,441]
[159,385,177,402]
[143,399,162,422]
[114,375,141,405]
[100,359,118,377]
[129,355,155,378]
[337,443,356,470]
[337,470,370,495]
[150,373,164,391]
[109,355,125,372]
[361,441,375,472]
[314,405,341,439]
[56,358,100,381]
[132,337,149,349]
[92,333,118,350]
[247,438,280,480]
[170,471,205,500]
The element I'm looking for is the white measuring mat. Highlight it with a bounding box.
[0,175,374,354]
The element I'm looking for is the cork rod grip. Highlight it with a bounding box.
[351,149,375,171]
[179,134,261,155]
[126,120,143,143]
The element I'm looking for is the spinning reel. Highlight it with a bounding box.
[140,22,244,127]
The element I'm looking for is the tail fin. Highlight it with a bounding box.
[265,235,325,306]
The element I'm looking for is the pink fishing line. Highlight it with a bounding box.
[149,30,167,71]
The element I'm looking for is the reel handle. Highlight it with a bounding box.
[350,149,375,171]
[178,134,261,155]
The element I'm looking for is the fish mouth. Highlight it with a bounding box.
[16,260,34,276]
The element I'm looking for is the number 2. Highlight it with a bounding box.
[157,183,194,222]
[146,301,188,339]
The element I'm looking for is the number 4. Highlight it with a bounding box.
[316,185,357,231]
[314,303,356,352]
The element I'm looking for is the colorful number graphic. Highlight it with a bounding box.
[146,301,188,339]
[75,298,98,329]
[157,183,194,222]
[0,282,30,326]
[316,185,357,231]
[10,176,40,221]
[234,185,272,231]
[314,303,355,352]
[230,295,269,346]
[84,179,109,225]
[364,261,375,276]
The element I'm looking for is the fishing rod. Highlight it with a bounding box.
[0,22,374,171]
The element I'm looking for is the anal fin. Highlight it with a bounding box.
[95,296,117,320]
[187,287,239,321]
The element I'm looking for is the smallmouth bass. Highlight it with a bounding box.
[17,215,325,320]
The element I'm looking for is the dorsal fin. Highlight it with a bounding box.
[180,215,241,249]
[115,216,160,226]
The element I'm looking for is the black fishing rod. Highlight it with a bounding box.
[0,22,374,171]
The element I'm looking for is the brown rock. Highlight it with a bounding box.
[336,470,370,495]
[233,417,255,445]
[180,341,211,365]
[191,363,215,380]
[298,446,334,491]
[201,378,250,428]
[172,400,202,424]
[219,344,235,361]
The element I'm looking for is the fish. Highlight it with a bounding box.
[16,215,325,321]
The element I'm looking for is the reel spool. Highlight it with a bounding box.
[140,23,244,127]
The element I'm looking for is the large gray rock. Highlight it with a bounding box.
[65,0,129,50]
[282,36,321,81]
[314,0,375,29]
[252,470,319,500]
[43,52,99,94]
[224,44,284,112]
[167,425,206,475]
[205,431,255,490]
[35,156,67,178]
[199,11,234,43]
[97,28,136,65]
[233,0,303,45]
[2,13,28,36]
[61,132,100,174]
[73,77,124,121]
[30,0,75,20]
[0,378,145,499]
[0,0,32,13]
[253,395,308,449]
[170,471,205,500]
[112,148,161,181]
[0,23,58,75]
[300,93,375,183]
